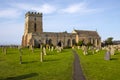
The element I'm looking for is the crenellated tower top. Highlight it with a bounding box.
[24,11,43,35]
[25,11,42,17]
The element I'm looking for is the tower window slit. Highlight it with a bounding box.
[34,23,36,32]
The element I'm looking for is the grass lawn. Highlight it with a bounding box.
[76,49,120,80]
[0,48,73,80]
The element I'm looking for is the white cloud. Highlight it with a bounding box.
[12,3,56,14]
[0,8,22,18]
[60,2,98,14]
[36,4,56,14]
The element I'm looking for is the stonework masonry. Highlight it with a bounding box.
[22,12,101,48]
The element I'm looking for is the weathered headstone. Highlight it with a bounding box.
[91,47,94,54]
[19,49,22,64]
[31,47,34,53]
[83,46,87,55]
[104,48,111,60]
[40,45,43,49]
[43,47,46,55]
[77,46,80,49]
[48,46,51,51]
[51,46,54,51]
[2,47,4,54]
[110,47,115,55]
[57,46,62,53]
[3,47,7,55]
[95,49,99,53]
[72,46,75,49]
[40,51,44,62]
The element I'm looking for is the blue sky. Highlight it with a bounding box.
[0,0,120,45]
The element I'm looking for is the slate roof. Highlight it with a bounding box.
[74,30,100,37]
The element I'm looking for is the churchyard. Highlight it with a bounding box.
[0,46,120,80]
[0,47,73,80]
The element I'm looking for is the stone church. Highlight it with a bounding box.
[22,12,101,48]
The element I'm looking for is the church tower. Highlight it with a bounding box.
[24,11,43,35]
[22,11,43,47]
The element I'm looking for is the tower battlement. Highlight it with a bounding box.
[25,11,42,17]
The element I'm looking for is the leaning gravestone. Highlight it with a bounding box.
[104,48,111,60]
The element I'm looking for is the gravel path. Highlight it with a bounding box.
[73,50,86,80]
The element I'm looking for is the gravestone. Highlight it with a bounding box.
[43,47,46,55]
[3,47,7,55]
[51,46,54,51]
[91,47,94,54]
[40,45,43,49]
[104,48,111,60]
[95,49,99,53]
[40,51,44,62]
[57,46,62,53]
[110,47,115,55]
[19,49,22,64]
[31,47,34,53]
[2,47,4,53]
[59,47,62,52]
[77,46,80,49]
[72,46,74,49]
[48,46,51,51]
[83,46,87,55]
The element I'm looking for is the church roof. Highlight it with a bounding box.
[73,30,100,37]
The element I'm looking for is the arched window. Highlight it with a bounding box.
[48,39,52,45]
[34,23,36,32]
[46,39,49,44]
[67,39,71,47]
[34,17,36,21]
[72,39,76,45]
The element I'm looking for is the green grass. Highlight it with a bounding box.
[0,48,73,80]
[76,49,120,80]
[1,47,120,80]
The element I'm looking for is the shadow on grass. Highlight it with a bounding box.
[110,58,118,60]
[22,61,38,64]
[1,73,38,80]
[44,59,60,62]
